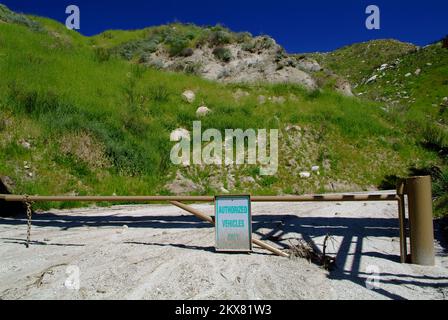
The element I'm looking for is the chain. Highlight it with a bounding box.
[24,195,33,248]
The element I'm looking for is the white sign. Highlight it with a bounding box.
[215,195,252,252]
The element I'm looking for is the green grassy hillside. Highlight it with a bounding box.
[0,5,445,214]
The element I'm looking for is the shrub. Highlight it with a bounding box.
[433,168,448,198]
[165,34,190,57]
[443,35,448,49]
[208,30,232,46]
[101,31,114,39]
[115,39,158,60]
[93,47,111,62]
[184,61,203,75]
[242,41,256,52]
[213,47,232,62]
[421,124,448,154]
[0,4,42,32]
[241,36,275,53]
[180,47,194,57]
[149,85,170,103]
[235,32,252,43]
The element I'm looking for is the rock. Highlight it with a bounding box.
[272,96,286,104]
[415,68,421,75]
[326,181,361,192]
[378,64,388,71]
[441,97,448,107]
[286,125,301,132]
[335,79,353,96]
[366,75,377,84]
[270,67,317,90]
[219,187,230,194]
[182,90,196,104]
[241,176,256,184]
[233,89,250,101]
[0,176,16,193]
[311,166,320,172]
[196,106,211,117]
[257,95,266,105]
[296,58,322,72]
[164,171,202,195]
[170,128,190,141]
[117,225,128,234]
[299,172,311,179]
[20,140,31,149]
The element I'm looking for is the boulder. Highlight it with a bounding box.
[296,58,322,72]
[366,75,377,84]
[164,171,203,195]
[335,79,353,96]
[299,172,311,179]
[233,89,250,101]
[20,140,31,150]
[257,95,266,105]
[272,96,286,104]
[196,106,211,117]
[182,90,196,104]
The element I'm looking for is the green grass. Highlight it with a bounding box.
[308,39,417,84]
[0,7,444,213]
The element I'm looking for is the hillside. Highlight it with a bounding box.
[0,5,446,214]
[309,39,448,123]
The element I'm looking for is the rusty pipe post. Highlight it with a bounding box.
[406,176,435,266]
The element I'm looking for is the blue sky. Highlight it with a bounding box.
[1,0,447,53]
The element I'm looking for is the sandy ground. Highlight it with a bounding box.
[0,195,447,300]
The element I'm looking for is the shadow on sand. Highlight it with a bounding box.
[1,209,447,300]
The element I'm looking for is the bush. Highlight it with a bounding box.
[93,47,111,62]
[242,41,256,52]
[0,4,42,32]
[421,124,448,154]
[165,34,190,57]
[149,85,170,103]
[180,47,194,57]
[184,61,203,75]
[443,35,448,49]
[433,168,448,198]
[213,47,232,62]
[241,36,275,53]
[208,30,232,46]
[115,39,158,60]
[8,84,78,118]
[235,32,252,44]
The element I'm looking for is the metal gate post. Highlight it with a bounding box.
[406,176,435,266]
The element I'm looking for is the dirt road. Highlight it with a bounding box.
[0,199,447,300]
